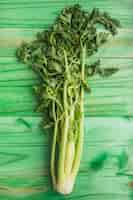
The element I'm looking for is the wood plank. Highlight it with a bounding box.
[0,0,132,28]
[0,116,132,198]
[0,116,132,170]
[0,58,133,116]
[0,175,129,200]
[1,116,133,143]
[0,28,133,58]
[0,57,132,85]
[0,85,132,116]
[0,174,129,199]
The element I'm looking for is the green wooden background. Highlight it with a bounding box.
[0,0,133,199]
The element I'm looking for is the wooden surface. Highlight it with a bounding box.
[0,0,133,199]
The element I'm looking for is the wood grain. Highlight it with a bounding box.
[0,58,133,116]
[0,117,132,199]
[0,0,133,199]
[0,28,133,58]
[0,0,132,28]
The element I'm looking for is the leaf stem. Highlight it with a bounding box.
[57,51,69,184]
[72,46,86,176]
[51,119,58,188]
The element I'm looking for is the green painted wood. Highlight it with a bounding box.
[0,117,132,199]
[0,0,132,28]
[0,0,133,199]
[0,28,133,58]
[0,58,133,116]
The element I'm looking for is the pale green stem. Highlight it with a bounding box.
[58,81,69,184]
[72,46,86,176]
[64,104,75,175]
[55,48,86,194]
[52,101,56,122]
[64,140,75,176]
[57,50,69,184]
[51,119,58,188]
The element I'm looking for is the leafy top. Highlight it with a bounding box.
[17,4,120,127]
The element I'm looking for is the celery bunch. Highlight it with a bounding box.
[17,5,120,194]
